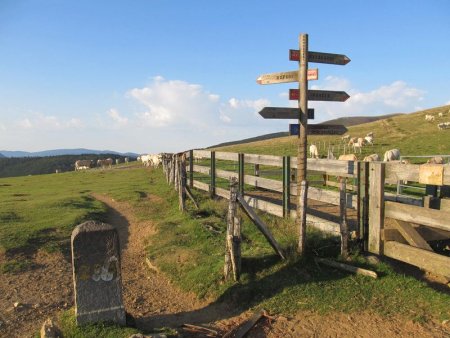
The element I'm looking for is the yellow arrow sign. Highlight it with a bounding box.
[256,69,318,85]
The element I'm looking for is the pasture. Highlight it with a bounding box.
[213,105,450,160]
[1,162,450,336]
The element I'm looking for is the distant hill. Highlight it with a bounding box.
[210,113,404,149]
[0,153,5,158]
[0,148,139,158]
[0,154,136,178]
[319,113,403,127]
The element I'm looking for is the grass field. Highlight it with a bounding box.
[212,105,450,161]
[2,163,449,336]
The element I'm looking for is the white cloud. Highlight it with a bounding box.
[445,100,450,105]
[107,108,128,128]
[308,77,425,120]
[14,113,85,131]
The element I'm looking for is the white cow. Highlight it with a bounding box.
[364,135,374,146]
[339,154,358,161]
[140,154,152,167]
[383,149,401,162]
[309,144,319,159]
[149,154,163,168]
[425,114,435,122]
[97,158,113,169]
[75,160,93,171]
[353,138,364,153]
[363,154,380,162]
[427,156,444,164]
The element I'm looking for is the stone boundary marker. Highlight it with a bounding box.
[71,220,126,325]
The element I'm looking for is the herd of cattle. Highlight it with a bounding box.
[309,130,446,165]
[74,154,164,171]
[424,109,450,129]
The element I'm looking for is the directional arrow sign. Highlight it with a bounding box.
[259,107,314,119]
[289,49,351,65]
[289,124,348,136]
[256,69,318,85]
[289,89,350,102]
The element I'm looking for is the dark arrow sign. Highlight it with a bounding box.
[259,107,314,120]
[289,49,351,65]
[289,124,348,136]
[289,89,350,102]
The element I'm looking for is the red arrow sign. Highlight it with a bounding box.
[289,89,350,102]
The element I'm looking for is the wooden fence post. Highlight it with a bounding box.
[254,164,260,177]
[238,153,244,195]
[357,161,369,251]
[283,156,291,218]
[210,151,216,198]
[225,178,240,281]
[368,162,385,255]
[174,155,179,192]
[189,150,194,189]
[339,177,349,258]
[179,154,186,212]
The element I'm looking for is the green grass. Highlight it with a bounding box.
[212,105,450,160]
[1,163,449,336]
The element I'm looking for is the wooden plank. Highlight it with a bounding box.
[237,194,286,259]
[215,187,229,199]
[215,151,239,161]
[243,195,283,218]
[368,162,385,254]
[384,193,422,206]
[192,180,209,192]
[223,309,266,338]
[192,165,210,175]
[384,241,450,278]
[289,157,356,176]
[244,174,283,192]
[192,149,211,159]
[289,208,341,235]
[216,168,238,180]
[339,177,349,258]
[385,162,450,185]
[382,228,409,244]
[390,219,433,251]
[315,257,377,279]
[419,164,444,185]
[244,153,283,167]
[385,201,450,232]
[414,226,450,241]
[289,185,357,209]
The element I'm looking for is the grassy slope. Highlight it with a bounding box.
[213,105,450,160]
[1,164,449,335]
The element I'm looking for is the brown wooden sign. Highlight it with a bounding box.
[258,107,314,119]
[256,69,318,84]
[289,89,350,102]
[290,49,351,65]
[289,123,347,135]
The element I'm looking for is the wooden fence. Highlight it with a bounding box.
[163,150,450,280]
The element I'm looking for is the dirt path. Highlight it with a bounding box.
[1,192,448,337]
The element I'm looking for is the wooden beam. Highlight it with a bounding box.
[315,257,378,279]
[382,228,408,244]
[215,151,239,161]
[192,165,210,175]
[390,219,433,251]
[368,162,385,254]
[216,168,238,180]
[384,241,450,278]
[243,153,283,167]
[385,201,450,232]
[237,194,286,260]
[385,162,450,185]
[193,180,209,192]
[192,149,211,159]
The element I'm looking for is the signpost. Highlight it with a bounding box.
[256,33,350,255]
[256,69,318,84]
[289,89,350,102]
[258,107,314,120]
[289,124,347,136]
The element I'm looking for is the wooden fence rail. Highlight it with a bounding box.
[168,150,450,280]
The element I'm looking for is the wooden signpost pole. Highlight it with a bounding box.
[297,33,308,254]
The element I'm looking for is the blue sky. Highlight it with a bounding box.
[1,0,449,154]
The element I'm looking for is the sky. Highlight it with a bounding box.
[1,0,449,154]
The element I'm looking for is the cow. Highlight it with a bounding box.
[425,114,435,122]
[339,154,358,161]
[97,158,113,169]
[115,158,120,165]
[309,144,319,159]
[364,135,374,146]
[149,154,163,168]
[427,156,444,164]
[125,157,129,163]
[353,138,364,153]
[140,154,152,167]
[383,149,401,162]
[75,160,93,171]
[363,154,380,162]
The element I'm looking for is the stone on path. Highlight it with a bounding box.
[71,220,126,325]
